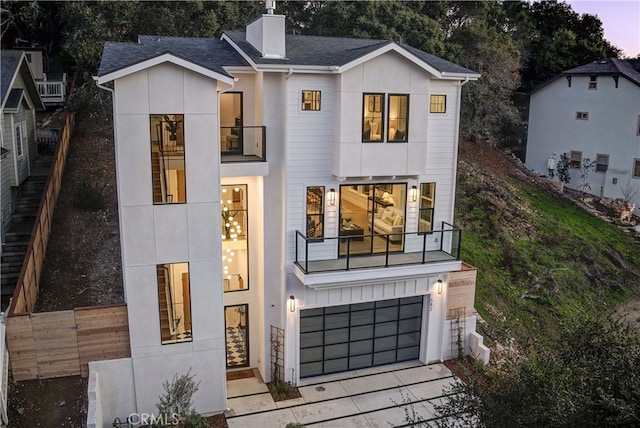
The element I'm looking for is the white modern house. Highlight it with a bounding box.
[90,6,486,423]
[526,58,640,208]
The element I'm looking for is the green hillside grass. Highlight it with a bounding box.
[455,156,640,349]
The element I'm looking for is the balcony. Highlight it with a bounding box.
[36,73,67,106]
[294,222,462,288]
[220,126,266,162]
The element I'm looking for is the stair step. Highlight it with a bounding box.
[4,232,31,242]
[1,264,21,274]
[1,255,24,264]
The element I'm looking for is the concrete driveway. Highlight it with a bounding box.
[225,362,458,427]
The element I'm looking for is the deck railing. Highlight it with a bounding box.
[295,221,461,274]
[36,73,67,104]
[220,126,266,162]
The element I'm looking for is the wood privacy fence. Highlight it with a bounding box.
[6,305,130,381]
[447,262,478,319]
[8,112,75,316]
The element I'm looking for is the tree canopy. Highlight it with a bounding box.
[0,0,623,141]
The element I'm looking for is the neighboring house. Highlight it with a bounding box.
[19,47,67,107]
[0,50,45,249]
[91,7,485,420]
[526,58,640,208]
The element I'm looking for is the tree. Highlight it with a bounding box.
[433,315,640,427]
[156,369,207,428]
[556,152,572,186]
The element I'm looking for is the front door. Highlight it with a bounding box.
[225,304,249,368]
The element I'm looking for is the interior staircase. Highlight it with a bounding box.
[157,265,172,342]
[151,151,163,203]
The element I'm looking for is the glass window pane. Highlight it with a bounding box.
[374,336,397,352]
[350,339,373,356]
[300,347,323,363]
[376,307,398,323]
[399,303,422,319]
[398,332,421,348]
[301,308,324,317]
[301,316,324,333]
[401,296,423,305]
[363,94,384,142]
[150,114,186,204]
[388,95,408,141]
[397,346,420,361]
[326,305,349,314]
[301,362,323,377]
[325,328,348,344]
[350,325,373,341]
[375,321,398,337]
[352,301,375,311]
[399,318,421,334]
[351,309,374,326]
[374,350,396,365]
[300,331,323,348]
[324,358,348,373]
[325,343,348,359]
[306,187,325,239]
[325,313,349,330]
[158,263,192,345]
[350,354,372,369]
[376,299,399,308]
[222,184,249,292]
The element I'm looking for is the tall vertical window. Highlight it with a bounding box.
[418,183,436,233]
[636,115,640,135]
[150,114,186,204]
[15,122,24,158]
[302,90,321,111]
[595,154,609,173]
[570,151,582,169]
[157,262,192,344]
[306,186,325,239]
[633,159,640,178]
[388,95,409,142]
[430,95,446,113]
[222,185,248,292]
[588,76,597,89]
[363,93,384,142]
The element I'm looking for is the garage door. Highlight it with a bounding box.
[299,296,424,378]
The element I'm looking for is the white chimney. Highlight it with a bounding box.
[246,1,286,58]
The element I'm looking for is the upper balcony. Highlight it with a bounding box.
[220,126,266,163]
[294,222,462,289]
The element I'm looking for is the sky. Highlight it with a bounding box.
[564,0,640,58]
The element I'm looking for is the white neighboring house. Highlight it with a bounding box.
[90,7,485,423]
[0,50,45,250]
[526,58,640,208]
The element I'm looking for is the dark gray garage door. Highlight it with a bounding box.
[300,296,424,378]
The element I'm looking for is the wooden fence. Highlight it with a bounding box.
[447,262,478,319]
[6,305,130,381]
[8,112,74,316]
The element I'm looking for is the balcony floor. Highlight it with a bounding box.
[300,250,456,273]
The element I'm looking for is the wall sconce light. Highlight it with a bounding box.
[410,185,418,203]
[327,188,336,206]
[437,279,443,294]
[289,295,296,312]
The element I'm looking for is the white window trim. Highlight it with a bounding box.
[633,158,640,179]
[15,121,25,159]
[595,154,609,173]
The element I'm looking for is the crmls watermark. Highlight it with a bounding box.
[125,412,180,427]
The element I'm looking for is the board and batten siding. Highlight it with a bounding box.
[285,74,336,265]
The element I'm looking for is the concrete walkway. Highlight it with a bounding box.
[225,362,458,427]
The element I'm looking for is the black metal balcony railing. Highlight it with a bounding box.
[295,222,461,274]
[220,126,266,162]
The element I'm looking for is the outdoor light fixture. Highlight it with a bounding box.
[327,188,336,206]
[437,279,443,294]
[289,295,296,312]
[410,185,418,202]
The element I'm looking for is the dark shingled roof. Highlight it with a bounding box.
[224,31,477,74]
[1,50,23,104]
[1,50,44,111]
[98,36,249,78]
[563,58,640,86]
[5,88,24,109]
[99,31,478,79]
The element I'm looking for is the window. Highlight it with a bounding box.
[363,93,384,142]
[150,114,186,204]
[225,304,249,367]
[570,151,582,169]
[306,186,325,239]
[157,263,192,344]
[418,183,436,233]
[388,95,409,142]
[588,76,597,89]
[222,185,248,292]
[430,95,446,113]
[576,112,589,120]
[15,122,24,158]
[634,159,640,178]
[637,115,640,135]
[302,90,321,111]
[595,154,609,173]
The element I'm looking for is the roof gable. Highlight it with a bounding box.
[1,50,44,111]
